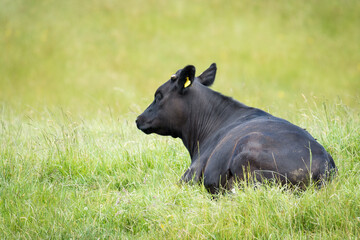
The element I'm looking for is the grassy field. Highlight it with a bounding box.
[1,0,359,239]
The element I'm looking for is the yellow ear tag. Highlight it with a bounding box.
[184,77,191,88]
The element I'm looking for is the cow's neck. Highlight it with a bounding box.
[180,89,249,160]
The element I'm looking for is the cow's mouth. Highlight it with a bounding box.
[139,125,153,134]
[136,118,154,134]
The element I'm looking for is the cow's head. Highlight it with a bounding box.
[136,63,217,138]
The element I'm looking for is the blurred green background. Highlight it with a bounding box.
[1,0,359,118]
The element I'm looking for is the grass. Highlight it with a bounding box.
[1,0,359,239]
[0,103,359,239]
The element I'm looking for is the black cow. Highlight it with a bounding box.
[136,63,336,193]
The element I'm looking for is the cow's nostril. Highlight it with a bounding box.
[136,116,144,129]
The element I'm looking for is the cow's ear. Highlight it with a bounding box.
[178,65,195,92]
[197,63,217,86]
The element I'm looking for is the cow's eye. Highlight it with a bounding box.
[155,93,163,103]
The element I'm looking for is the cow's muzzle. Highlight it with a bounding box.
[136,116,152,134]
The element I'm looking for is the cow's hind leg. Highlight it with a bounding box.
[203,165,234,194]
[229,151,289,188]
[228,152,259,186]
[202,151,262,193]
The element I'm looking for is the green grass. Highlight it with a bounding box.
[0,103,359,239]
[1,0,359,239]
